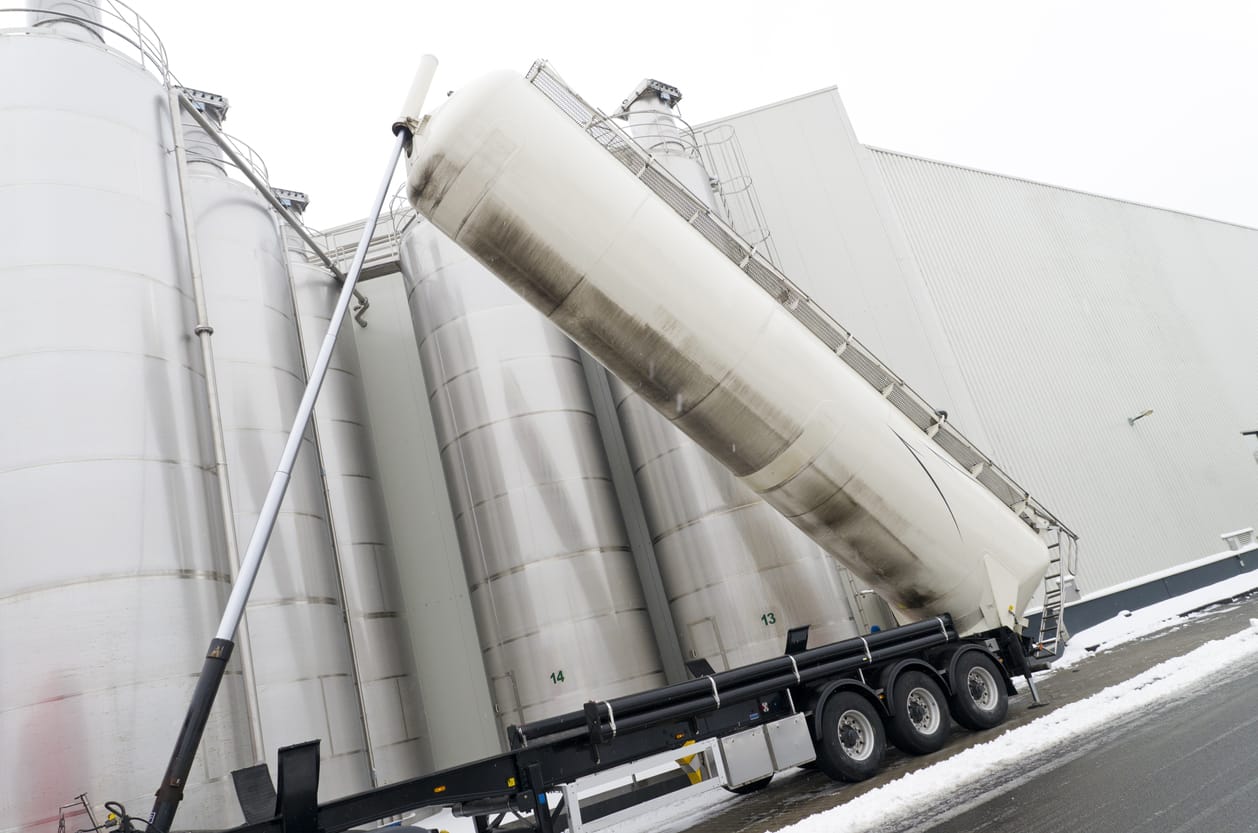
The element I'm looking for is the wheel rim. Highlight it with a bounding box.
[966,665,999,712]
[837,708,876,761]
[905,686,941,734]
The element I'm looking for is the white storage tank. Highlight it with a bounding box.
[0,7,250,831]
[398,219,666,740]
[280,190,432,783]
[405,69,1050,636]
[180,96,371,797]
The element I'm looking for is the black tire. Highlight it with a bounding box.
[724,774,774,795]
[815,691,885,782]
[885,670,951,755]
[947,651,1009,731]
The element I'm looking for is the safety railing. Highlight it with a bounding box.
[4,1,172,84]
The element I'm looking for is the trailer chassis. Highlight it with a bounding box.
[218,614,1032,833]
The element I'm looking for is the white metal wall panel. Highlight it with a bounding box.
[870,149,1258,591]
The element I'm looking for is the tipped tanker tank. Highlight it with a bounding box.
[403,69,1050,636]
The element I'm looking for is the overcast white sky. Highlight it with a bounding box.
[138,1,1257,231]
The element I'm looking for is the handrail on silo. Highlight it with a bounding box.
[7,1,171,82]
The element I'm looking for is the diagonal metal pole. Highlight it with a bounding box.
[150,56,438,833]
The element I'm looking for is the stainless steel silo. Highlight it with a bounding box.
[279,191,431,783]
[398,220,665,741]
[610,81,862,669]
[0,9,251,832]
[179,97,371,798]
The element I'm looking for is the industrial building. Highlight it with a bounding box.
[3,4,1256,833]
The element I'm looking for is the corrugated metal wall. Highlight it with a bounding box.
[870,149,1258,591]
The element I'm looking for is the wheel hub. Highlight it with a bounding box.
[967,666,998,710]
[837,709,874,761]
[905,687,940,733]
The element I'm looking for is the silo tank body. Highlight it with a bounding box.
[404,71,1050,636]
[610,90,860,667]
[182,112,371,798]
[398,220,665,740]
[0,21,250,833]
[282,212,432,782]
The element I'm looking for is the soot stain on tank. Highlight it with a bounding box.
[458,200,585,316]
[409,151,460,215]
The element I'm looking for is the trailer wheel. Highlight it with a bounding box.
[815,691,885,781]
[885,670,950,755]
[948,652,1008,730]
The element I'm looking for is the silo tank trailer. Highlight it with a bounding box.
[214,63,1076,833]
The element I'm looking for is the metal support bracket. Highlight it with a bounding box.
[275,742,321,833]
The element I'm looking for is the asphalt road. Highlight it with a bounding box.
[912,650,1258,833]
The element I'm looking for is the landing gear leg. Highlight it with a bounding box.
[1025,673,1048,708]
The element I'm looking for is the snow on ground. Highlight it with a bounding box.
[1056,567,1258,668]
[773,619,1258,833]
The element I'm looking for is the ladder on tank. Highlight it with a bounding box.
[1034,528,1076,658]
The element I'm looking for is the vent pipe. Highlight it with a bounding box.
[618,79,716,209]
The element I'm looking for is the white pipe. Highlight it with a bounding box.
[394,54,439,137]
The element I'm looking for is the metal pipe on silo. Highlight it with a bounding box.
[166,85,267,766]
[165,89,373,803]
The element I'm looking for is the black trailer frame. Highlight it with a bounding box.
[219,616,1026,833]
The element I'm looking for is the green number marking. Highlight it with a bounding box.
[760,612,777,626]
[550,670,566,684]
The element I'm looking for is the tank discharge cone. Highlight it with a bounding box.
[403,69,1050,637]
